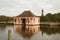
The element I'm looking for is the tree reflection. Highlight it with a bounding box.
[0,24,6,30]
[40,26,60,35]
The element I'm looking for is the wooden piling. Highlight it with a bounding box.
[8,30,12,40]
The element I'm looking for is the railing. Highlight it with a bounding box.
[0,22,14,23]
[40,22,60,25]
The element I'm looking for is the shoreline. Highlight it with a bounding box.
[40,22,60,26]
[0,22,60,26]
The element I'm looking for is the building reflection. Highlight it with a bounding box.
[14,24,40,37]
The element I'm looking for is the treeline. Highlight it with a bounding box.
[40,12,60,22]
[0,15,13,22]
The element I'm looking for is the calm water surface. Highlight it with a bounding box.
[0,24,60,40]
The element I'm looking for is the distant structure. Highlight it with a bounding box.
[41,9,44,16]
[14,11,40,35]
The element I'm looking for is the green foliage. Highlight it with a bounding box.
[40,16,48,22]
[41,12,60,22]
[0,15,13,22]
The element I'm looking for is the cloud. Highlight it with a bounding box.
[0,0,60,16]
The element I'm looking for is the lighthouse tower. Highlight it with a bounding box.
[41,9,44,16]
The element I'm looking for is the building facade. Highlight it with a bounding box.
[14,11,40,34]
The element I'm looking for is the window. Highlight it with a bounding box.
[38,19,40,22]
[28,20,29,23]
[27,18,29,20]
[30,18,32,20]
[27,18,29,23]
[34,18,35,22]
[15,19,16,22]
[18,18,19,20]
[19,20,20,22]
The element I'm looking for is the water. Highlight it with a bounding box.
[0,24,60,40]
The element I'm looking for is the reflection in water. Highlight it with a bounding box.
[14,24,40,38]
[0,24,60,40]
[0,24,6,31]
[41,25,60,35]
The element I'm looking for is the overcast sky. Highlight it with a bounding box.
[0,0,60,16]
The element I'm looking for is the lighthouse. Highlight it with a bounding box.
[41,9,44,16]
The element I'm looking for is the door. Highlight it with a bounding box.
[21,18,26,31]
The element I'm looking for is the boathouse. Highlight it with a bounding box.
[14,11,40,34]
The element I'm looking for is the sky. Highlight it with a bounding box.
[0,0,60,16]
